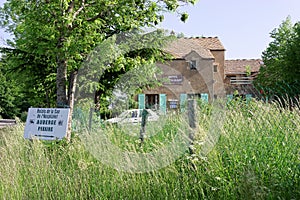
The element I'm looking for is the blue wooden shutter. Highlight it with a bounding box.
[227,94,233,102]
[180,93,187,113]
[138,94,145,109]
[246,94,252,104]
[201,93,209,103]
[159,94,166,114]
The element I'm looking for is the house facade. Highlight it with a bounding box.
[138,37,262,112]
[140,37,226,112]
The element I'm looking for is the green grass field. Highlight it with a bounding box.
[0,99,299,199]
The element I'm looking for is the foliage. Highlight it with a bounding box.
[0,61,23,118]
[76,30,175,117]
[255,16,300,97]
[0,0,196,104]
[0,100,299,199]
[0,0,196,124]
[0,47,57,108]
[245,65,251,76]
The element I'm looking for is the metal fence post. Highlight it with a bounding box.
[88,107,94,131]
[188,99,197,154]
[139,109,149,145]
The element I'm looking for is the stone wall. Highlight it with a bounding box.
[144,57,214,101]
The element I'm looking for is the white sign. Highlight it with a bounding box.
[24,108,70,140]
[164,75,183,85]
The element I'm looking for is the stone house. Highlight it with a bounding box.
[140,37,226,112]
[138,37,263,112]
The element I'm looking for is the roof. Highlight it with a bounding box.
[225,59,263,75]
[191,37,225,51]
[164,38,214,59]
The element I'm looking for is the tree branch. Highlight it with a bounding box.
[72,0,85,21]
[67,0,87,29]
[66,1,75,14]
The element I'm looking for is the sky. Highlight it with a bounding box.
[1,0,300,59]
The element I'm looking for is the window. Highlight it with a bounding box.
[214,65,218,72]
[146,94,159,110]
[187,93,201,99]
[189,60,197,70]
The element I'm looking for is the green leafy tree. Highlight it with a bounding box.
[0,61,22,118]
[0,0,196,139]
[1,47,57,108]
[284,22,300,82]
[255,16,300,97]
[90,30,174,117]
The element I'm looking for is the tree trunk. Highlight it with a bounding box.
[66,70,78,140]
[56,54,70,140]
[56,57,68,107]
[94,89,101,111]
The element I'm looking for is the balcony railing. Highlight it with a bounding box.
[230,76,253,85]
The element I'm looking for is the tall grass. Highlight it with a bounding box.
[0,99,299,199]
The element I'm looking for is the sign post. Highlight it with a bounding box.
[24,108,70,140]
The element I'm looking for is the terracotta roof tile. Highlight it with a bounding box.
[191,36,225,51]
[164,38,215,59]
[225,59,263,75]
